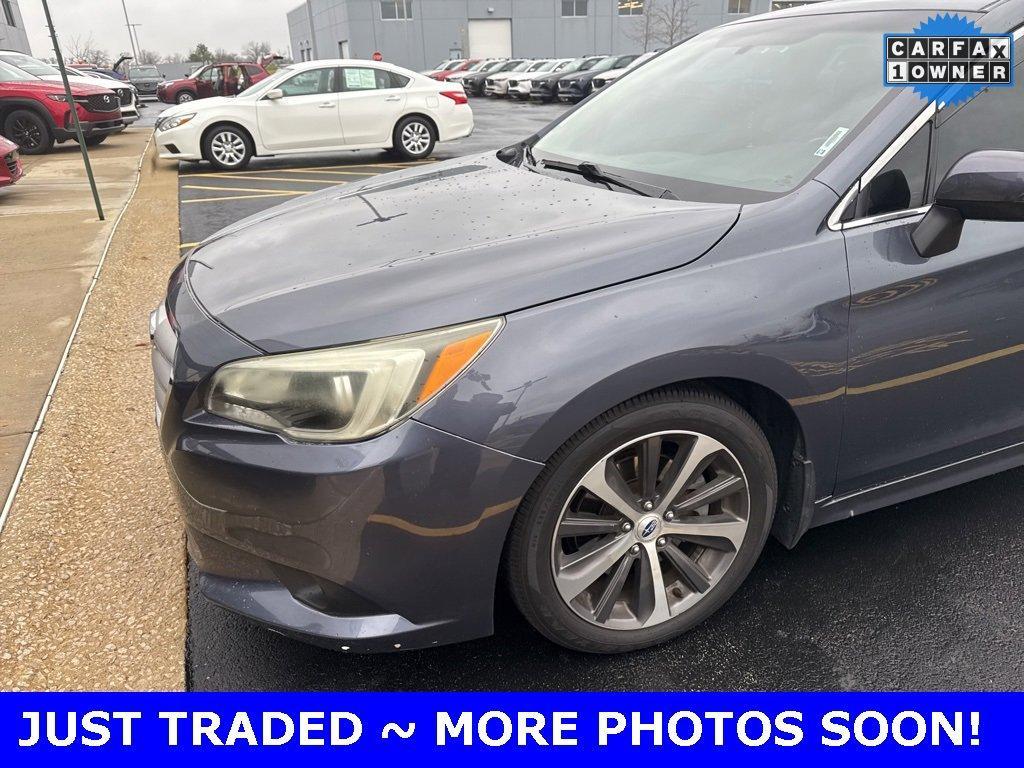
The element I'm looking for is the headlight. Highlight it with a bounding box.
[158,113,195,132]
[206,318,502,443]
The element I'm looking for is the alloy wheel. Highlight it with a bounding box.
[178,92,194,103]
[400,121,431,155]
[209,131,247,167]
[10,117,42,150]
[551,431,750,630]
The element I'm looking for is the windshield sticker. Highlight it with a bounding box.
[814,127,850,158]
[884,14,1014,106]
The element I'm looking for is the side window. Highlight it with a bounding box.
[279,68,336,97]
[197,66,216,82]
[340,67,403,91]
[931,62,1024,194]
[245,65,261,77]
[848,122,931,220]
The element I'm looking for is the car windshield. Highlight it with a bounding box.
[0,52,58,77]
[591,56,621,73]
[240,65,294,97]
[467,61,489,72]
[0,59,37,81]
[578,57,604,72]
[533,12,934,203]
[131,66,160,77]
[527,61,551,72]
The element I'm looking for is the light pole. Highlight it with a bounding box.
[120,0,139,62]
[130,24,143,61]
[40,0,104,220]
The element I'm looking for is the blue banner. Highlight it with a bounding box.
[1,693,1020,765]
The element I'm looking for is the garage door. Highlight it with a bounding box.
[468,19,512,59]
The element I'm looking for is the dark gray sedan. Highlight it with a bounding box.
[153,0,1024,653]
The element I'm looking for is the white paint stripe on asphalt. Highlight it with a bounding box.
[0,134,154,538]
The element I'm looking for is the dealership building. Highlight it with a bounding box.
[287,0,819,72]
[0,0,30,54]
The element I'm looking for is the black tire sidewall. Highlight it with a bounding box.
[5,110,52,155]
[393,116,435,160]
[511,394,776,653]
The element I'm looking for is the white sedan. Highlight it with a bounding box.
[155,59,473,170]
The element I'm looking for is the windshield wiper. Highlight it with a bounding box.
[541,159,678,200]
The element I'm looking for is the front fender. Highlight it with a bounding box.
[416,183,850,500]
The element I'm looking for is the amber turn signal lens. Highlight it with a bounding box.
[418,330,495,404]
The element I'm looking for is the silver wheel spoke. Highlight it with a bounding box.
[674,473,745,514]
[655,434,726,515]
[638,543,671,627]
[555,533,634,603]
[592,553,634,623]
[662,514,747,551]
[579,460,641,522]
[662,543,712,593]
[558,514,626,538]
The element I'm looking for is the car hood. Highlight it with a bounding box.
[40,73,118,90]
[161,96,234,119]
[186,153,740,353]
[0,79,111,96]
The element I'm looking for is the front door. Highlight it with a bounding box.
[337,66,408,146]
[256,66,343,151]
[195,66,222,99]
[836,65,1024,496]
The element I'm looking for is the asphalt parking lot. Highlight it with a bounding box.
[176,98,1024,692]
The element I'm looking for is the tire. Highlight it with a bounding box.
[392,116,435,161]
[176,91,196,105]
[4,109,54,155]
[202,125,253,171]
[507,387,777,654]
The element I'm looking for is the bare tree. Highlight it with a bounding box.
[163,52,187,64]
[241,40,273,63]
[624,1,659,51]
[644,0,697,48]
[212,47,239,64]
[65,33,111,66]
[136,48,162,65]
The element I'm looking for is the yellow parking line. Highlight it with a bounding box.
[179,173,348,184]
[182,184,311,195]
[183,191,307,204]
[181,167,377,178]
[179,242,199,249]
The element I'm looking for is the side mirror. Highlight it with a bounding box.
[264,88,284,100]
[913,150,1024,258]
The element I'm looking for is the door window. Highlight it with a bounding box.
[340,67,406,91]
[846,122,931,220]
[930,64,1024,194]
[279,67,337,97]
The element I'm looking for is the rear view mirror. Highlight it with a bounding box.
[912,150,1024,258]
[265,88,284,101]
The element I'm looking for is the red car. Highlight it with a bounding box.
[430,59,480,81]
[0,60,123,154]
[157,62,271,105]
[0,134,23,187]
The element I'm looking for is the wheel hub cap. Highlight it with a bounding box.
[636,515,661,542]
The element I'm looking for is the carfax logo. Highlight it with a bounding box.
[884,14,1014,106]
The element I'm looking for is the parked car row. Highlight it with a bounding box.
[0,50,140,125]
[427,53,658,102]
[0,59,126,155]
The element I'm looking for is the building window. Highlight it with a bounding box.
[2,0,15,27]
[380,0,413,20]
[562,0,588,18]
[728,0,751,13]
[618,1,644,15]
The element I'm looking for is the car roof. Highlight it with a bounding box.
[746,0,1004,19]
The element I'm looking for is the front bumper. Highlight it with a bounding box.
[557,85,586,102]
[153,285,543,651]
[155,121,204,161]
[54,117,124,142]
[530,84,556,100]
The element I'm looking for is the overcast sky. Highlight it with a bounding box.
[20,0,298,61]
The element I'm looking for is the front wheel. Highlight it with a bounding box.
[392,116,435,160]
[203,126,253,170]
[4,109,54,155]
[176,91,196,105]
[507,387,777,654]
